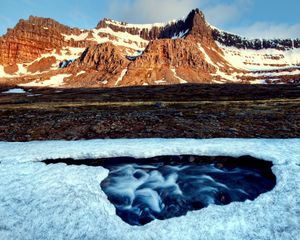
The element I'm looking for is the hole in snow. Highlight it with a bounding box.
[43,155,276,226]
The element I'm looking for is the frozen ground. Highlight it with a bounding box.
[1,88,26,94]
[0,138,299,240]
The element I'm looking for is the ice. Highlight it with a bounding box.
[2,88,26,94]
[0,138,299,239]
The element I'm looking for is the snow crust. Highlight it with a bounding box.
[0,139,299,240]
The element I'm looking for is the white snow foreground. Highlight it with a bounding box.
[0,138,299,240]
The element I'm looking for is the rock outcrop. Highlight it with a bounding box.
[75,42,129,72]
[212,28,300,50]
[27,56,57,73]
[0,16,83,65]
[123,39,216,85]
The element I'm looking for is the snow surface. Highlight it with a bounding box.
[198,44,239,82]
[101,80,108,85]
[19,74,72,87]
[0,47,85,78]
[0,63,37,78]
[103,19,177,31]
[155,79,167,84]
[0,138,299,240]
[91,28,148,51]
[218,43,300,71]
[2,88,26,94]
[0,65,10,78]
[115,68,128,86]
[171,68,188,84]
[245,69,300,77]
[62,32,89,41]
[76,71,86,76]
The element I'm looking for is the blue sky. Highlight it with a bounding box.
[0,0,299,38]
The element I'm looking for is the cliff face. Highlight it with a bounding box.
[75,42,129,72]
[95,9,212,42]
[96,18,163,40]
[212,29,300,50]
[1,9,300,87]
[0,16,88,65]
[122,38,216,86]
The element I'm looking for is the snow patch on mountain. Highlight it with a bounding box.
[102,18,177,31]
[115,68,128,86]
[19,74,72,87]
[198,44,239,82]
[155,79,167,84]
[171,68,188,84]
[172,29,189,40]
[62,32,89,41]
[218,43,300,71]
[76,71,86,76]
[245,69,300,77]
[91,27,149,51]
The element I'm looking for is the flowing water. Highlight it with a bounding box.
[99,155,276,226]
[43,155,276,226]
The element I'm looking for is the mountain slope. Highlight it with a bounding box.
[0,9,300,87]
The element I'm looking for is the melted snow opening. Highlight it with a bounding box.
[43,155,276,226]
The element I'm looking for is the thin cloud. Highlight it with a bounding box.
[203,0,253,26]
[108,0,202,23]
[230,22,300,39]
[107,0,255,27]
[67,8,92,28]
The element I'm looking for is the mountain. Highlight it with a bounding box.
[0,9,300,88]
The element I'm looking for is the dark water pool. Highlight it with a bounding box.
[43,155,276,226]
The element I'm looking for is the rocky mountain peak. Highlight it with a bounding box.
[4,16,67,37]
[184,9,213,42]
